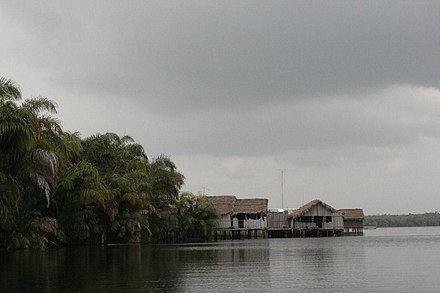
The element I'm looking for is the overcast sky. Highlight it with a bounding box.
[2,1,440,214]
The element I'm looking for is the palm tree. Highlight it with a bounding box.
[1,77,64,248]
[55,159,111,244]
[177,192,219,242]
[76,133,153,243]
[0,78,21,98]
[149,154,185,199]
[1,79,62,208]
[81,133,148,175]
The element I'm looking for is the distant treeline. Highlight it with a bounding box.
[365,212,440,227]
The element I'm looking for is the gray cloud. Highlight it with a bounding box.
[2,1,440,213]
[118,86,440,157]
[2,1,440,112]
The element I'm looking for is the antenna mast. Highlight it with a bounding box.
[281,169,284,209]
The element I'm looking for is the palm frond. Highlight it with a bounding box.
[33,149,58,182]
[29,172,51,208]
[21,96,58,114]
[120,135,135,144]
[0,77,21,101]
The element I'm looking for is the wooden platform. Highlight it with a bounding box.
[213,228,267,240]
[293,228,343,238]
[267,228,293,238]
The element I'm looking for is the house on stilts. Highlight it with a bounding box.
[288,199,344,237]
[208,195,268,240]
[207,196,362,239]
[338,208,365,236]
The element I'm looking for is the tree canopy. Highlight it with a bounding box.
[0,77,218,249]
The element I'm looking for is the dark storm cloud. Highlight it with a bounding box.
[3,1,440,213]
[2,1,440,157]
[128,86,440,157]
[2,1,440,112]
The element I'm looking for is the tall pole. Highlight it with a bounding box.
[281,169,284,209]
[199,186,210,196]
[280,169,284,209]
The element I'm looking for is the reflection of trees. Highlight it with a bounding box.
[1,244,272,292]
[175,243,272,291]
[0,249,62,292]
[0,245,183,292]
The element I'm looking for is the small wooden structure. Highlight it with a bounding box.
[289,199,344,237]
[267,209,292,238]
[207,195,236,229]
[208,195,268,240]
[338,208,364,236]
[234,198,268,229]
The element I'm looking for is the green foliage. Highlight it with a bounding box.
[1,77,201,249]
[365,212,440,227]
[0,78,21,100]
[1,77,65,248]
[149,155,185,199]
[177,192,219,242]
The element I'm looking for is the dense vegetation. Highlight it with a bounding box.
[0,78,219,249]
[365,212,440,227]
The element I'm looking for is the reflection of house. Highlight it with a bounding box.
[338,209,364,236]
[208,195,268,229]
[288,200,344,237]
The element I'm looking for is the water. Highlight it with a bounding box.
[2,227,440,292]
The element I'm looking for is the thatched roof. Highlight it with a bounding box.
[207,196,268,215]
[234,198,268,214]
[207,195,236,215]
[337,209,364,220]
[288,199,338,218]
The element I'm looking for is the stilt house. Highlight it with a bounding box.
[208,195,236,228]
[337,208,364,236]
[288,199,344,237]
[208,195,268,229]
[234,198,268,229]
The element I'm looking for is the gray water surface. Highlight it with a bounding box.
[2,227,440,292]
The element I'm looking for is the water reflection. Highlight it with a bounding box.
[175,241,271,292]
[0,245,184,292]
[2,228,440,292]
[265,238,367,292]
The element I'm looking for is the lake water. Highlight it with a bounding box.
[2,227,440,292]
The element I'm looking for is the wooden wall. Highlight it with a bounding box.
[215,214,267,229]
[267,211,289,228]
[290,203,343,229]
[216,214,232,229]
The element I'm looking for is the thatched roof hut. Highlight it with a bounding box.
[288,199,344,234]
[207,196,268,215]
[337,209,364,220]
[207,195,237,215]
[288,199,338,219]
[338,208,364,235]
[234,198,268,215]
